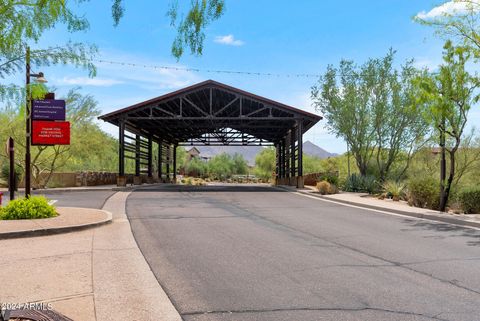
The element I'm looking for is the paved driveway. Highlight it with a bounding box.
[127,184,480,321]
[34,190,116,209]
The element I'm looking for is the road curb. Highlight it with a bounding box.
[278,186,480,230]
[0,209,113,240]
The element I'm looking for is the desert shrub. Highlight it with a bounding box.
[406,176,439,210]
[0,196,57,220]
[382,181,406,201]
[316,181,331,195]
[0,164,22,190]
[344,174,380,194]
[192,178,207,186]
[458,186,480,214]
[317,172,339,186]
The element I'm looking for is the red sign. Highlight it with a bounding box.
[32,121,70,145]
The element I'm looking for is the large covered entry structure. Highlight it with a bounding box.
[99,80,322,188]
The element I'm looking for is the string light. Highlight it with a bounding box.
[95,59,322,78]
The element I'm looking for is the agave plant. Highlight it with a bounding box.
[382,181,406,201]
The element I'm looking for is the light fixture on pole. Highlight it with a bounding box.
[25,47,48,198]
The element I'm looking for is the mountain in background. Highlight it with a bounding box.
[184,141,335,166]
[302,141,337,159]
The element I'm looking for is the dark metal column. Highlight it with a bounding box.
[166,144,170,182]
[117,121,126,186]
[297,120,304,188]
[290,127,296,184]
[275,143,280,185]
[281,139,286,181]
[285,133,290,179]
[173,144,177,183]
[8,137,15,200]
[134,134,141,185]
[158,140,163,181]
[147,135,153,179]
[135,135,140,176]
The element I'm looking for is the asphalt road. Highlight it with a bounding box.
[33,190,116,209]
[127,184,480,321]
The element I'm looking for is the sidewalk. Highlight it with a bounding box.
[0,191,181,321]
[280,185,480,229]
[0,185,119,194]
[0,207,111,239]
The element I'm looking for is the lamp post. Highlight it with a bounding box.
[25,47,47,197]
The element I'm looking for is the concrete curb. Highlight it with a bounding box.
[277,186,480,230]
[0,209,112,240]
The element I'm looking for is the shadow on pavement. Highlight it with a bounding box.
[401,218,480,247]
[133,184,287,193]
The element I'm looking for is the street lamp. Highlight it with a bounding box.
[25,47,48,197]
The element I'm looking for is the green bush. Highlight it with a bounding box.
[0,164,22,190]
[0,196,57,220]
[317,172,339,186]
[458,186,480,214]
[406,176,439,210]
[344,174,380,194]
[382,181,406,201]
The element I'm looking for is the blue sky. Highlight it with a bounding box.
[13,0,480,153]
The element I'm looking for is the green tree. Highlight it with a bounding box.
[303,155,323,174]
[254,147,275,180]
[231,153,248,175]
[311,50,429,181]
[414,1,480,54]
[1,1,225,101]
[184,156,208,177]
[176,146,187,172]
[208,153,233,180]
[0,89,119,187]
[414,41,480,212]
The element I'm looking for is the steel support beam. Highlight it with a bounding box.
[173,145,177,183]
[135,135,140,177]
[134,134,142,185]
[290,127,296,181]
[297,120,304,188]
[119,121,125,177]
[147,135,153,179]
[275,143,280,184]
[285,131,291,181]
[158,140,163,181]
[166,144,171,181]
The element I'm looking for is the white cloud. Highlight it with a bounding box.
[412,57,442,71]
[416,0,480,20]
[214,34,245,46]
[55,76,124,86]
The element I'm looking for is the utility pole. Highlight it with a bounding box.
[24,47,47,197]
[25,47,31,197]
[8,137,15,201]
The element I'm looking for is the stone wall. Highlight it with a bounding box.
[74,172,118,187]
[303,172,339,186]
[19,172,120,188]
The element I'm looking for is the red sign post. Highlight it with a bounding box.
[31,121,70,145]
